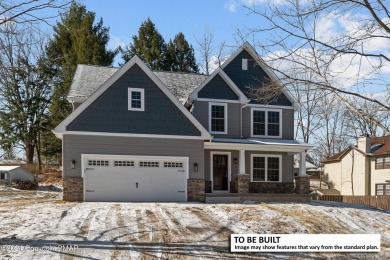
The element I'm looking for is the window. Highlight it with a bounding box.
[242,59,248,70]
[209,102,227,134]
[140,161,159,167]
[251,108,281,138]
[251,155,281,182]
[164,162,183,168]
[88,160,109,166]
[376,183,390,195]
[375,156,390,169]
[114,161,134,167]
[128,88,144,111]
[0,172,6,180]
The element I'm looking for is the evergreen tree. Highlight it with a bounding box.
[167,32,198,73]
[121,18,168,70]
[44,2,116,161]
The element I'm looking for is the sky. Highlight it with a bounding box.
[78,0,262,67]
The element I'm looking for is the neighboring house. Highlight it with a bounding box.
[53,42,312,202]
[293,158,320,179]
[0,166,34,184]
[322,136,390,196]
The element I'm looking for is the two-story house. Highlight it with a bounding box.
[54,42,312,202]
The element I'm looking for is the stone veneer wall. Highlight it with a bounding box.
[249,182,295,194]
[205,181,212,193]
[230,181,236,193]
[187,179,205,202]
[63,177,83,201]
[235,174,249,193]
[294,176,310,194]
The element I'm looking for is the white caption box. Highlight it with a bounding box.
[231,234,381,252]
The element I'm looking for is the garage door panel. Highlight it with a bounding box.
[83,155,188,202]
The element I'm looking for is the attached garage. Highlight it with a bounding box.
[82,154,189,202]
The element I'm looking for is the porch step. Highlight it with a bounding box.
[205,193,312,203]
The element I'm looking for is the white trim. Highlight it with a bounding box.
[220,42,298,110]
[189,69,249,104]
[250,154,282,182]
[204,142,311,152]
[251,107,282,138]
[210,151,231,192]
[209,102,228,135]
[82,154,189,202]
[128,88,144,111]
[54,56,211,140]
[54,131,210,140]
[197,98,240,103]
[246,104,294,110]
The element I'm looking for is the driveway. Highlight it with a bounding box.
[0,191,389,259]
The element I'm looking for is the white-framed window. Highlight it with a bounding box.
[88,160,109,166]
[209,102,227,134]
[251,108,282,138]
[139,161,159,167]
[114,161,134,167]
[250,154,282,182]
[0,172,6,179]
[242,59,248,70]
[164,162,183,168]
[128,88,144,111]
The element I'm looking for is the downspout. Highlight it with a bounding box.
[351,149,355,196]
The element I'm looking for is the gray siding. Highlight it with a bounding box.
[242,106,294,140]
[198,74,238,100]
[63,135,204,179]
[204,149,239,181]
[192,101,241,138]
[67,64,201,137]
[245,151,294,182]
[223,49,292,106]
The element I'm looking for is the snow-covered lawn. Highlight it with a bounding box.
[0,190,389,259]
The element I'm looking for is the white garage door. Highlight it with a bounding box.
[82,154,188,202]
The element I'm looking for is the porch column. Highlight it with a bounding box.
[236,149,249,193]
[295,151,310,194]
[299,151,309,177]
[239,149,246,174]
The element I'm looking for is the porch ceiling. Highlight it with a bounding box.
[205,138,313,152]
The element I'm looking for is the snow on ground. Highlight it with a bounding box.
[0,191,389,259]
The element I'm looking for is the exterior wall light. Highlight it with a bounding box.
[71,160,76,169]
[234,157,238,164]
[194,163,198,172]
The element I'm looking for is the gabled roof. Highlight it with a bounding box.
[188,68,249,103]
[67,65,207,103]
[321,146,366,164]
[221,42,298,109]
[54,56,211,140]
[322,135,390,164]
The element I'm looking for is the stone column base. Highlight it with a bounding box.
[63,177,83,201]
[295,176,310,194]
[235,174,249,193]
[187,179,205,202]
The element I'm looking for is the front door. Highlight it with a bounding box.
[213,154,228,190]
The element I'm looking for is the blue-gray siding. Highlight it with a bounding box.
[63,135,204,179]
[223,50,292,106]
[67,64,201,136]
[192,101,241,138]
[198,74,238,100]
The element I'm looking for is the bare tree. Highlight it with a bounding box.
[0,0,69,27]
[195,26,216,75]
[243,0,390,133]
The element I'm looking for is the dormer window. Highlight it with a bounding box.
[242,59,248,70]
[128,88,144,111]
